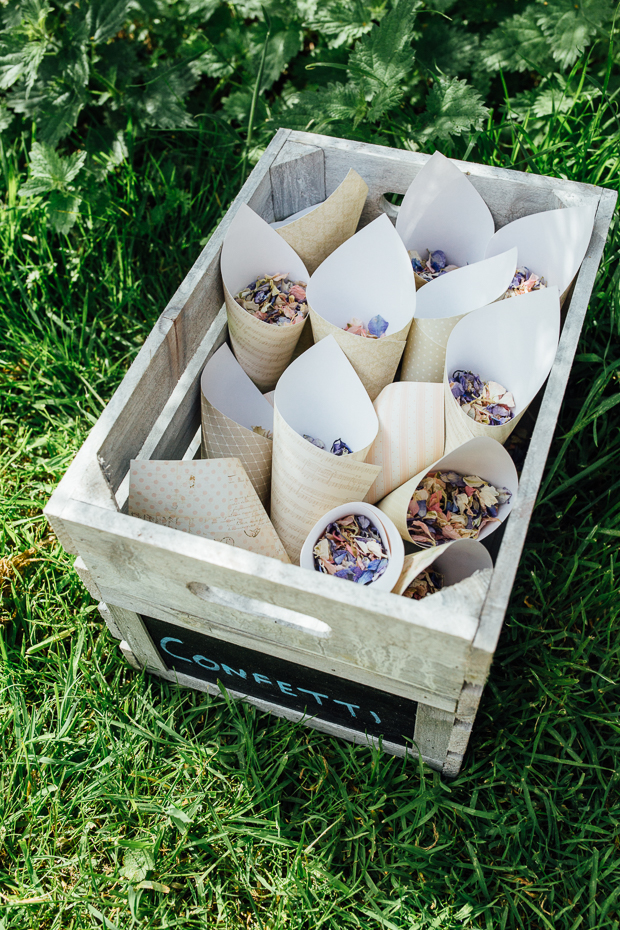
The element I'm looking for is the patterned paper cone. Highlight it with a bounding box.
[306,213,416,400]
[274,169,369,274]
[309,309,412,401]
[442,287,561,454]
[128,458,289,563]
[400,315,464,384]
[376,436,518,546]
[399,248,518,385]
[393,539,493,596]
[270,336,381,564]
[364,381,445,505]
[200,343,275,506]
[221,204,310,392]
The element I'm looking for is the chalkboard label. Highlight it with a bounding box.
[141,615,417,747]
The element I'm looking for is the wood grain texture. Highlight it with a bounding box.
[270,142,326,221]
[73,556,102,601]
[106,603,168,673]
[98,601,122,640]
[414,704,455,764]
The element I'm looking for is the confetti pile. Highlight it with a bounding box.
[403,568,444,600]
[344,315,389,338]
[407,470,512,547]
[313,514,389,584]
[450,370,515,426]
[235,273,308,325]
[505,266,546,297]
[303,436,352,455]
[408,249,459,282]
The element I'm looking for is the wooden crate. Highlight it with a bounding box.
[45,130,616,776]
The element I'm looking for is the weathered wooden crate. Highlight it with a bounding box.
[45,129,616,776]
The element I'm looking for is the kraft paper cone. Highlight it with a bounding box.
[221,203,310,392]
[400,249,518,383]
[393,539,493,596]
[377,436,518,546]
[396,151,495,274]
[200,343,274,506]
[128,458,289,563]
[272,169,368,274]
[485,203,598,299]
[443,287,561,453]
[299,502,405,592]
[365,381,445,505]
[307,214,417,400]
[270,336,381,563]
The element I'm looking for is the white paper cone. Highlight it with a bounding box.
[393,538,493,596]
[400,248,518,383]
[377,436,518,545]
[364,381,445,504]
[307,214,417,400]
[273,169,369,274]
[128,458,289,562]
[484,203,597,298]
[443,286,561,452]
[221,204,310,391]
[271,336,381,563]
[200,344,275,505]
[396,151,495,271]
[299,502,405,592]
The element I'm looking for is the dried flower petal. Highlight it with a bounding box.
[402,569,444,600]
[303,435,353,455]
[505,266,546,298]
[313,514,389,585]
[406,470,511,547]
[252,425,273,440]
[449,370,516,426]
[235,273,308,325]
[408,248,460,283]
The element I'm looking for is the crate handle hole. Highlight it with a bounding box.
[187,582,332,638]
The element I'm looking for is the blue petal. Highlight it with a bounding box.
[367,315,389,338]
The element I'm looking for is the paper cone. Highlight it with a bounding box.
[484,203,598,298]
[270,336,381,563]
[307,214,417,400]
[272,169,368,274]
[400,248,518,383]
[299,502,405,592]
[221,203,310,392]
[364,381,445,504]
[396,151,495,271]
[377,436,518,545]
[200,343,275,506]
[128,457,289,563]
[393,539,493,596]
[443,287,561,452]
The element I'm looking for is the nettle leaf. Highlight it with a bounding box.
[133,62,198,129]
[347,0,419,117]
[480,7,552,73]
[415,22,479,76]
[120,848,155,883]
[535,0,613,69]
[0,36,48,90]
[307,0,388,50]
[19,142,87,197]
[420,75,489,142]
[46,190,81,234]
[296,81,366,130]
[87,0,130,43]
[248,21,304,90]
[0,103,14,132]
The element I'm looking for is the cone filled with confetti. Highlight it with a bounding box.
[221,204,310,392]
[443,287,560,453]
[393,538,493,600]
[376,436,518,547]
[307,214,417,400]
[271,336,381,563]
[272,168,369,274]
[400,248,517,383]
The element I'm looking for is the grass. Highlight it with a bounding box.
[1,89,620,928]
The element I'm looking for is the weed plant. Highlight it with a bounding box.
[1,3,620,928]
